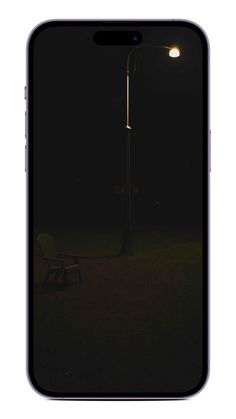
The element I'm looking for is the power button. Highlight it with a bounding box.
[209,129,211,172]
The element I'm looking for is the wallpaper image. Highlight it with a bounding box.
[29,23,207,396]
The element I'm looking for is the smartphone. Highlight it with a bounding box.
[26,20,209,399]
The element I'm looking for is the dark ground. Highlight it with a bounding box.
[32,227,203,395]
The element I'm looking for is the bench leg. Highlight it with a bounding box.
[63,270,68,287]
[43,270,52,287]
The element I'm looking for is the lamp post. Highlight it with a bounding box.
[119,45,180,256]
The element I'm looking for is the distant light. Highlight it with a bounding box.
[169,47,180,58]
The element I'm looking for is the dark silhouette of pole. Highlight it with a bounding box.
[119,127,132,256]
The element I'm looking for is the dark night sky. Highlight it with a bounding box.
[32,24,204,231]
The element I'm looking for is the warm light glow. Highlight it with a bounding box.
[169,47,180,58]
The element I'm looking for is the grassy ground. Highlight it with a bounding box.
[32,228,203,395]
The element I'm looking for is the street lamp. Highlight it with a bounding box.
[169,47,180,58]
[119,44,180,256]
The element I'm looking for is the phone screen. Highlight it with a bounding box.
[27,21,208,398]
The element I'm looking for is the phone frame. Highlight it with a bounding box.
[26,19,210,400]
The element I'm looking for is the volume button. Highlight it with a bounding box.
[25,145,28,172]
[25,111,28,139]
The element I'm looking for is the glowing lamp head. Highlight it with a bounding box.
[169,47,180,58]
